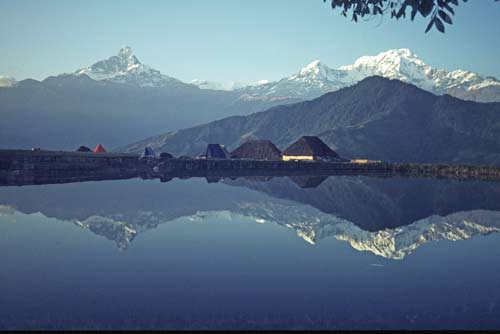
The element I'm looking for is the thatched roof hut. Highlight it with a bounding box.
[230,140,282,160]
[282,136,339,161]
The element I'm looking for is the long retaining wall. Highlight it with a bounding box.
[0,150,147,185]
[1,149,500,186]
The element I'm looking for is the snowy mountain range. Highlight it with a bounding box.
[3,46,498,102]
[234,48,500,103]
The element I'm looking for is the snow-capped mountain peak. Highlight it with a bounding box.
[74,46,183,87]
[298,60,325,76]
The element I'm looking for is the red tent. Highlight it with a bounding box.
[93,144,107,153]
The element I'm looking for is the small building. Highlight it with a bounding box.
[282,136,339,161]
[93,144,107,153]
[76,146,92,152]
[230,140,282,160]
[199,144,228,159]
[140,146,157,159]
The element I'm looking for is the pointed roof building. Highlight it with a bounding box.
[282,136,339,161]
[140,146,156,158]
[230,140,282,160]
[93,144,107,153]
[200,144,228,159]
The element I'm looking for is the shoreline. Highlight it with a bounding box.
[1,149,500,186]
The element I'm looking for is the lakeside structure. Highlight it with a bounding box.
[2,135,500,186]
[230,140,282,160]
[199,144,229,159]
[281,136,341,162]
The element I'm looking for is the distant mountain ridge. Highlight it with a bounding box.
[122,76,500,166]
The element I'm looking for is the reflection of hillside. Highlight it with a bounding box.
[0,179,280,249]
[3,199,500,258]
[1,177,500,252]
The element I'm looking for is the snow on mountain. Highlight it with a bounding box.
[190,78,270,91]
[65,46,499,102]
[189,79,248,91]
[0,75,17,87]
[237,48,500,102]
[74,46,185,87]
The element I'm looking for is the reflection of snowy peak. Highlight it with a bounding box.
[74,46,185,87]
[187,203,500,260]
[59,206,500,257]
[261,206,500,260]
[237,48,500,102]
[4,200,499,258]
[71,210,176,250]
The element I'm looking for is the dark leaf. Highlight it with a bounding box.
[425,17,435,33]
[443,3,455,15]
[435,17,445,32]
[411,7,418,20]
[418,0,435,17]
[438,10,453,24]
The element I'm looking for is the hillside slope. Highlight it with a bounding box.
[122,76,500,165]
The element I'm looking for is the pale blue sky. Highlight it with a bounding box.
[0,0,499,83]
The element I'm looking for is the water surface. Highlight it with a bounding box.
[1,176,500,330]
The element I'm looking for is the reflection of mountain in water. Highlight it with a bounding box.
[225,176,500,231]
[186,205,500,259]
[235,202,500,259]
[1,176,500,256]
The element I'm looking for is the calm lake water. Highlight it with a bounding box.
[1,176,500,330]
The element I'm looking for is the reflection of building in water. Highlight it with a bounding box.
[205,176,222,183]
[288,175,328,188]
[351,159,382,164]
[241,176,274,182]
[282,136,340,161]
